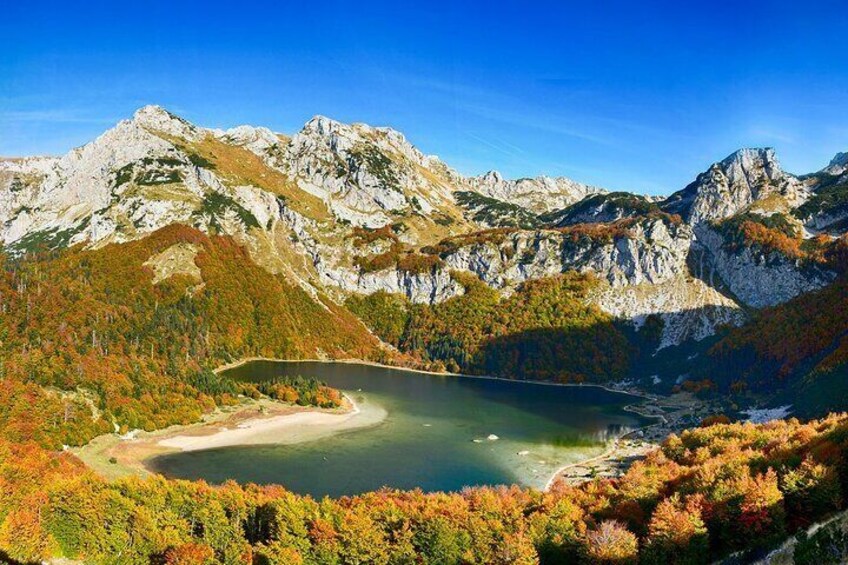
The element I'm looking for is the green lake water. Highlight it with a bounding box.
[149,361,650,497]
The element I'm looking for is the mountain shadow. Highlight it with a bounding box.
[471,325,633,383]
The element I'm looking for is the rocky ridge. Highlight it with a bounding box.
[661,148,808,225]
[823,152,848,177]
[467,170,605,214]
[1,106,844,350]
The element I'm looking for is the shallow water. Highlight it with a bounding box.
[150,361,650,497]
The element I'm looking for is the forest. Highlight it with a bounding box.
[252,375,343,408]
[3,411,848,563]
[347,271,634,381]
[704,273,848,391]
[0,225,378,449]
[0,225,847,563]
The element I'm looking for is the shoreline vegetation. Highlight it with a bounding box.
[73,392,386,481]
[230,358,725,490]
[215,355,656,400]
[76,356,709,492]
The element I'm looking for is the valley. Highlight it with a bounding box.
[0,106,845,563]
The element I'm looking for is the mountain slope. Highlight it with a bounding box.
[1,105,846,387]
[0,224,380,447]
[661,148,808,225]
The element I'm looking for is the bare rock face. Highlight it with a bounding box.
[439,218,691,289]
[696,225,836,308]
[593,276,746,350]
[663,148,808,225]
[468,170,605,215]
[348,268,464,304]
[1,106,844,350]
[822,152,848,177]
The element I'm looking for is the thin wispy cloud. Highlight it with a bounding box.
[0,109,114,124]
[464,132,524,160]
[390,69,691,152]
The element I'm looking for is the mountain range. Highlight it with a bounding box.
[1,105,846,411]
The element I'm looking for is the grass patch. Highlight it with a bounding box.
[172,135,330,222]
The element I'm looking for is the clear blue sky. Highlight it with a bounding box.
[2,1,847,195]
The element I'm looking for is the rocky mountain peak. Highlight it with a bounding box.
[823,151,848,176]
[662,147,805,225]
[133,104,171,121]
[721,146,776,165]
[302,114,340,136]
[718,147,782,183]
[295,115,437,171]
[283,114,461,226]
[478,170,504,184]
[213,124,283,158]
[131,105,202,141]
[467,170,605,215]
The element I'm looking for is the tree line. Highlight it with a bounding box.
[3,412,848,563]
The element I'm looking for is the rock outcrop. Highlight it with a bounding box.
[822,152,848,177]
[468,170,605,214]
[280,115,461,227]
[1,106,844,350]
[696,225,836,308]
[662,148,807,225]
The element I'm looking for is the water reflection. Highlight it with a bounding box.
[151,361,651,497]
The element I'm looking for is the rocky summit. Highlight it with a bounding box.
[1,106,845,350]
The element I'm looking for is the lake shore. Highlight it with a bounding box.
[545,391,715,488]
[73,393,386,481]
[218,357,688,491]
[76,356,706,491]
[216,356,659,402]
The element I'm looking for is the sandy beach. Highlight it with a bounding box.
[74,357,708,491]
[156,393,383,451]
[73,394,386,480]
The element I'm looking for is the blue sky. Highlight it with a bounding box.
[2,1,847,195]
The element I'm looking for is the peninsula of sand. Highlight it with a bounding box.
[73,393,387,480]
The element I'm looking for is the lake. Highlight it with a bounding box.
[150,361,650,497]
